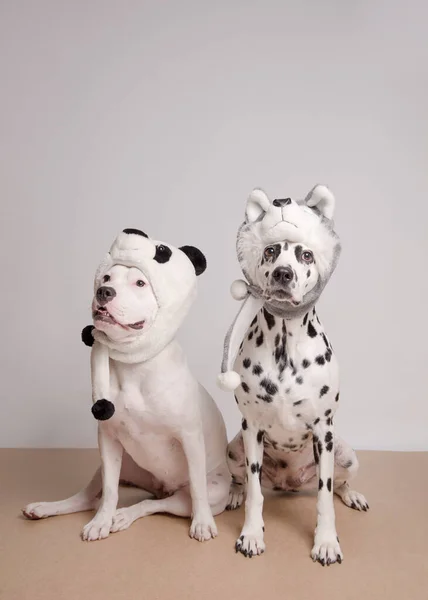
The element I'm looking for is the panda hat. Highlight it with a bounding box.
[85,228,206,420]
[218,185,341,392]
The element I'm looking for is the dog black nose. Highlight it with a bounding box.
[272,266,294,285]
[96,286,116,305]
[273,198,292,207]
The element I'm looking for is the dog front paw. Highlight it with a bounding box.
[311,532,343,566]
[82,514,113,541]
[235,530,265,558]
[189,514,218,542]
[226,486,244,511]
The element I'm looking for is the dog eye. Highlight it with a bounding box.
[103,275,110,282]
[136,280,145,287]
[263,247,275,259]
[302,251,314,263]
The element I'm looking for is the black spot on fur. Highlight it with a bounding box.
[293,400,303,406]
[123,228,148,238]
[314,417,320,425]
[307,269,311,278]
[256,330,264,347]
[319,478,323,490]
[265,271,269,277]
[320,385,329,397]
[263,307,276,330]
[243,358,251,369]
[326,417,333,426]
[303,313,309,326]
[296,376,303,385]
[321,333,330,348]
[234,394,239,404]
[260,378,278,395]
[307,321,317,338]
[325,431,333,443]
[248,331,253,341]
[257,430,264,444]
[81,325,95,347]
[275,333,280,347]
[154,244,172,264]
[241,382,250,393]
[327,478,332,492]
[325,349,332,362]
[228,450,236,461]
[279,460,288,468]
[315,355,325,366]
[302,358,311,369]
[251,462,260,474]
[335,393,340,402]
[250,316,257,327]
[252,364,263,376]
[326,441,333,452]
[242,419,248,430]
[91,399,115,421]
[325,409,332,417]
[257,394,273,403]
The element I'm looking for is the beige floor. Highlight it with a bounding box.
[0,450,427,600]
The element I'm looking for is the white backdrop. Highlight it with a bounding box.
[1,1,427,450]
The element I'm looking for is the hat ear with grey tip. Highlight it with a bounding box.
[245,188,271,223]
[179,246,207,276]
[304,184,335,220]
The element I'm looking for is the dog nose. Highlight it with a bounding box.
[96,286,116,305]
[272,266,294,285]
[273,198,292,207]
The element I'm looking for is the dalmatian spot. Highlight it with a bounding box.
[307,270,311,278]
[335,393,340,402]
[153,244,172,264]
[327,478,332,492]
[260,378,278,395]
[263,308,276,330]
[243,358,251,369]
[321,333,330,349]
[248,331,254,340]
[319,479,324,490]
[296,376,304,385]
[325,409,332,417]
[302,359,311,369]
[314,417,320,425]
[250,316,257,327]
[320,385,329,398]
[228,450,236,460]
[255,326,259,334]
[326,440,333,452]
[326,417,333,426]
[279,460,288,468]
[275,333,280,346]
[241,382,250,393]
[242,419,248,430]
[307,321,317,338]
[296,413,301,418]
[264,243,282,263]
[256,331,264,347]
[303,313,309,326]
[315,355,326,366]
[257,430,264,444]
[252,364,263,376]
[251,462,261,474]
[234,395,239,404]
[325,349,332,362]
[293,400,303,406]
[123,228,148,238]
[325,431,333,443]
[257,393,273,403]
[265,271,269,278]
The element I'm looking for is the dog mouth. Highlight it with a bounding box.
[268,288,301,307]
[93,307,145,330]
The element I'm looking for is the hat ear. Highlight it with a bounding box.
[246,188,271,223]
[304,184,335,220]
[179,246,207,276]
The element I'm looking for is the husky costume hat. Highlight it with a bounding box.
[218,185,341,392]
[82,228,206,420]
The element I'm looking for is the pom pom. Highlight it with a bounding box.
[217,371,241,391]
[91,399,115,421]
[81,325,95,347]
[230,279,249,301]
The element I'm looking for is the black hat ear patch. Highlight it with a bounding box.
[123,228,148,238]
[154,244,172,264]
[81,325,95,347]
[180,246,207,276]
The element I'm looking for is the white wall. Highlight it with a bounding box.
[1,1,427,450]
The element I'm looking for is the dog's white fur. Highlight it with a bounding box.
[23,230,230,541]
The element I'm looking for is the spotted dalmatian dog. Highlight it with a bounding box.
[218,187,368,565]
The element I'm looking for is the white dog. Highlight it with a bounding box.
[218,188,368,564]
[24,228,230,542]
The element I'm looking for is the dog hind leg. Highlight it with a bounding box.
[333,437,369,511]
[225,431,246,510]
[22,467,102,519]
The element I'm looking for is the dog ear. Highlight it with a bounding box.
[179,246,207,276]
[304,184,335,220]
[246,188,271,223]
[81,325,95,347]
